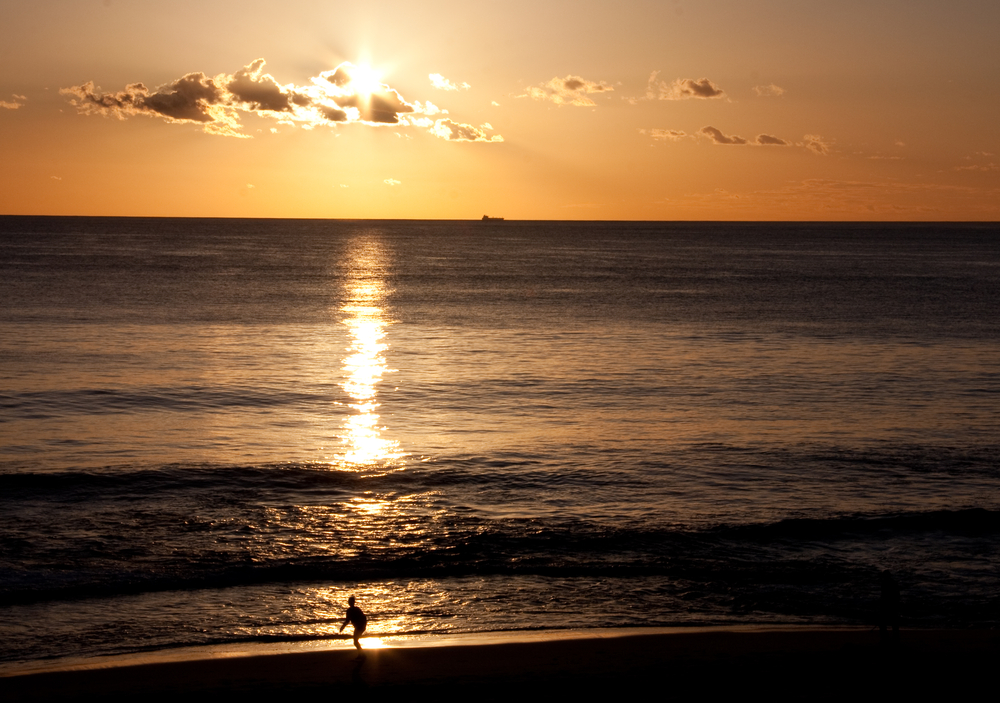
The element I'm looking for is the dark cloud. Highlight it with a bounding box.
[318,104,349,122]
[696,127,794,148]
[755,134,789,146]
[333,90,414,124]
[141,73,224,122]
[699,126,747,145]
[227,59,298,112]
[62,59,499,142]
[63,75,221,122]
[61,73,239,134]
[323,65,354,89]
[673,78,724,99]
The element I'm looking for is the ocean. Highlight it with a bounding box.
[1,217,998,665]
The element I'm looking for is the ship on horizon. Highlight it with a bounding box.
[481,215,504,222]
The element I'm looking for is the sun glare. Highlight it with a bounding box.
[349,65,384,96]
[358,636,388,649]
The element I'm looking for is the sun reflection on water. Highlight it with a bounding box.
[332,242,405,471]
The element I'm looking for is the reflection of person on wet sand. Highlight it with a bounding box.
[878,570,900,645]
[340,595,368,655]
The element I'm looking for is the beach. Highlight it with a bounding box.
[3,627,997,699]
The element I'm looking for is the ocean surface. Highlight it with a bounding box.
[1,217,998,665]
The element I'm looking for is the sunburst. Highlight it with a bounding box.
[348,64,383,97]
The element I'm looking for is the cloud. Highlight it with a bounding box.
[411,100,445,116]
[754,83,785,97]
[698,126,804,149]
[699,126,747,145]
[429,118,503,142]
[1,94,26,109]
[641,128,687,141]
[384,178,401,186]
[755,134,789,146]
[521,75,613,106]
[801,134,832,155]
[314,63,416,124]
[61,73,247,137]
[955,151,998,171]
[227,60,293,112]
[429,73,470,91]
[641,72,725,101]
[62,59,500,142]
[956,163,999,172]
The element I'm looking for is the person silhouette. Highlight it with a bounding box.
[340,596,368,654]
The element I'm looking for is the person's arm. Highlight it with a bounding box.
[339,614,349,632]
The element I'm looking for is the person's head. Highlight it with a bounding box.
[348,596,356,606]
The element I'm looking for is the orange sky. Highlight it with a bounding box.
[1,0,998,220]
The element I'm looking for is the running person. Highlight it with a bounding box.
[340,596,368,652]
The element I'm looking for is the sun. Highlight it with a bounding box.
[349,64,383,97]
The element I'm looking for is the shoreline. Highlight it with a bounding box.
[0,625,859,677]
[3,626,996,699]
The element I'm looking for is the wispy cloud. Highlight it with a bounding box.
[640,128,688,141]
[61,59,500,142]
[520,75,613,106]
[639,72,725,101]
[753,83,785,97]
[0,94,26,110]
[384,178,401,186]
[956,163,999,172]
[801,134,832,155]
[429,73,470,91]
[955,152,998,171]
[429,118,503,142]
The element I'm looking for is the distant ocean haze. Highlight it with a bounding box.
[1,217,998,663]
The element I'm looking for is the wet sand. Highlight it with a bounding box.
[2,627,996,701]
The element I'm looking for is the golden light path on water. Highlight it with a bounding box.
[300,239,435,645]
[332,239,404,470]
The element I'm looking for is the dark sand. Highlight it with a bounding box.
[3,628,996,701]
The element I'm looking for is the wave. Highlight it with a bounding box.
[2,506,996,607]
